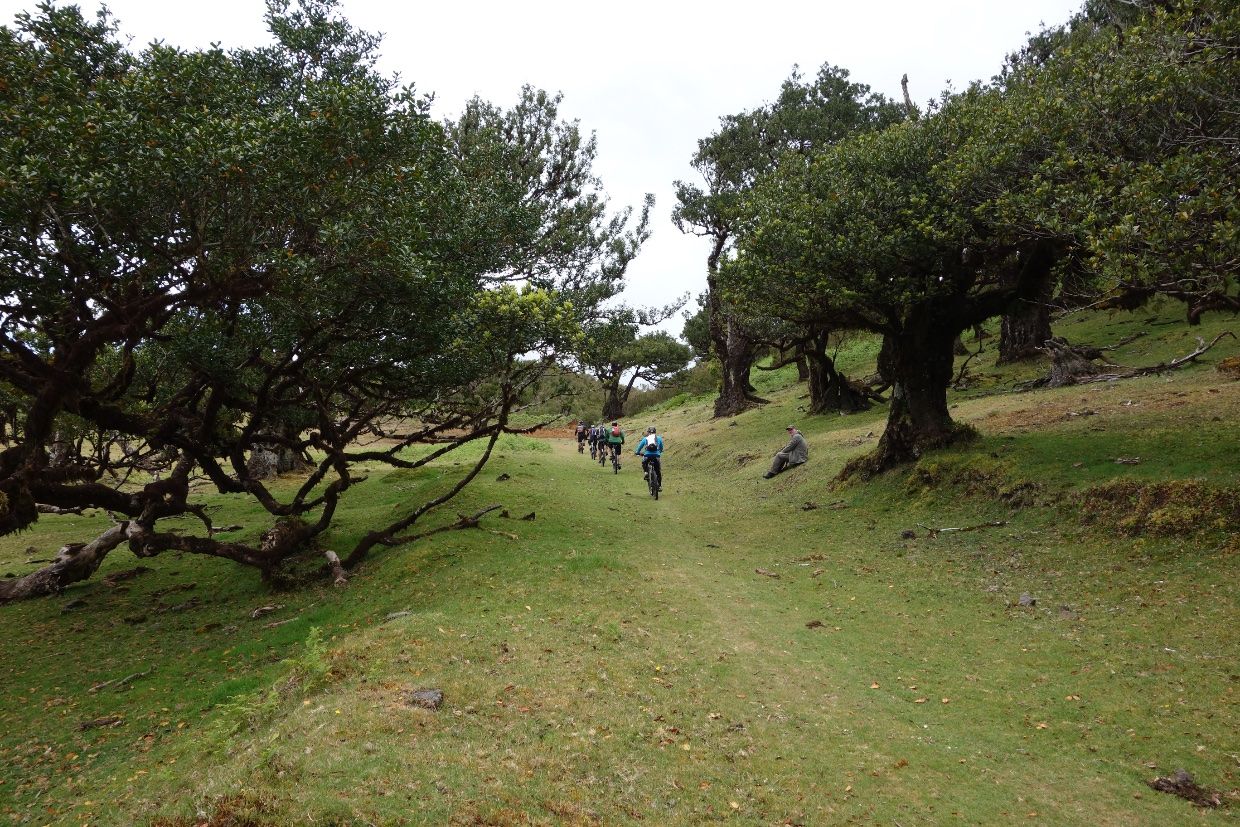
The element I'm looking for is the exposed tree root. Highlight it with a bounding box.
[1019,331,1234,390]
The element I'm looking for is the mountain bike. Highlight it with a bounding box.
[609,444,621,474]
[599,444,608,467]
[646,460,661,499]
[577,437,585,454]
[589,440,598,461]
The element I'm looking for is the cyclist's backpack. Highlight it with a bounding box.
[611,425,621,438]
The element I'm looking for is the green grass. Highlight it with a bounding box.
[1,307,1237,825]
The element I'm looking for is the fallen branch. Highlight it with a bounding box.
[89,666,152,693]
[1019,331,1235,390]
[379,504,505,549]
[1124,331,1236,376]
[0,522,135,603]
[37,504,93,516]
[915,520,1007,539]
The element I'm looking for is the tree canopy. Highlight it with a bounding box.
[578,303,691,420]
[673,63,905,417]
[720,0,1238,472]
[0,0,650,599]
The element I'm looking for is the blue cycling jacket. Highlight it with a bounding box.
[634,435,663,456]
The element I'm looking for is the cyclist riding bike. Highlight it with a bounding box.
[634,426,664,490]
[575,420,588,452]
[606,421,625,469]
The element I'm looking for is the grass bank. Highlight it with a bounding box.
[1,308,1237,825]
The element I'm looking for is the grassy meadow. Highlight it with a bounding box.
[1,306,1237,825]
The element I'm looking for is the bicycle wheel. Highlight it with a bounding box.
[612,450,620,474]
[648,466,660,499]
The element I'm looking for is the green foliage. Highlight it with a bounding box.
[680,294,711,358]
[0,1,651,580]
[729,0,1239,335]
[672,62,904,244]
[211,627,333,737]
[577,307,692,417]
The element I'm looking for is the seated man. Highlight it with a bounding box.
[763,424,808,479]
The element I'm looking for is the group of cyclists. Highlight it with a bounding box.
[574,420,663,493]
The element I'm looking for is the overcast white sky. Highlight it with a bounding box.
[4,0,1084,333]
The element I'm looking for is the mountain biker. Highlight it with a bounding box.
[594,424,608,465]
[634,426,663,489]
[606,421,625,468]
[575,420,588,451]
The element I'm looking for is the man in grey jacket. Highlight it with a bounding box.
[763,425,809,478]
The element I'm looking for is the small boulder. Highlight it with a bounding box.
[1018,593,1037,608]
[408,688,444,710]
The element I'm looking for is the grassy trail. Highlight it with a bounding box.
[2,346,1237,824]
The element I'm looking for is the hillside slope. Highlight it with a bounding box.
[1,309,1237,825]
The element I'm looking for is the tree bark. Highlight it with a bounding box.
[47,429,74,469]
[601,385,625,421]
[998,252,1056,363]
[0,522,132,602]
[998,298,1053,364]
[705,235,767,418]
[794,355,809,382]
[843,325,973,477]
[714,320,767,417]
[246,423,311,481]
[805,335,870,414]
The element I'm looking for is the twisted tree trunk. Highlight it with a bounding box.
[843,323,973,478]
[805,334,870,414]
[998,251,1056,363]
[0,522,133,602]
[707,237,767,418]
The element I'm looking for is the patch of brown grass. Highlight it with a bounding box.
[1080,480,1240,537]
[905,456,1043,508]
[150,794,275,827]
